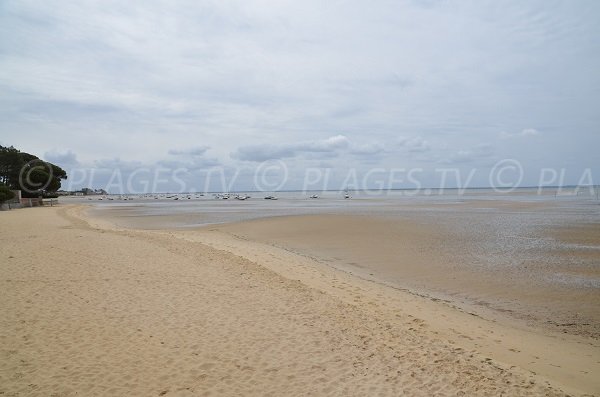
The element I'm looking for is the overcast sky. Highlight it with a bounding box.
[1,0,599,191]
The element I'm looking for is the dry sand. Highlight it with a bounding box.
[1,205,598,396]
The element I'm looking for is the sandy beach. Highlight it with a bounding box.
[1,204,599,396]
[3,1,599,395]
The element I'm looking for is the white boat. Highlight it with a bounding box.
[310,194,318,199]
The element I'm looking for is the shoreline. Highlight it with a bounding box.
[81,204,600,394]
[88,199,600,340]
[211,213,600,338]
[1,204,598,395]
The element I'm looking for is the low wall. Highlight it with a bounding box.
[1,190,22,210]
[1,197,59,210]
[1,188,58,210]
[20,197,43,207]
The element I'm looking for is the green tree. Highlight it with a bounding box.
[0,145,67,197]
[0,184,15,205]
[0,146,24,187]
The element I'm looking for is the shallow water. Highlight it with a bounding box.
[79,187,599,226]
[75,189,600,337]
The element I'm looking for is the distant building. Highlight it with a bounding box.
[55,188,108,196]
[81,188,108,196]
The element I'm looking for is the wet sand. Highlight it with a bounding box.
[90,196,600,338]
[210,213,600,339]
[1,204,599,395]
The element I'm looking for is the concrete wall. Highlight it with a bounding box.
[1,190,22,210]
[20,197,43,207]
[0,191,58,210]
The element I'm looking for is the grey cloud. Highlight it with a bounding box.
[168,146,211,156]
[397,137,431,153]
[232,146,296,162]
[439,143,495,165]
[232,135,350,162]
[92,155,220,173]
[158,157,221,171]
[44,150,79,168]
[521,129,540,136]
[94,158,145,172]
[1,1,598,187]
[165,145,219,169]
[500,128,541,139]
[350,142,386,156]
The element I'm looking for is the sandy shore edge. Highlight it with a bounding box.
[75,205,600,395]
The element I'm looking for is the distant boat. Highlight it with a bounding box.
[310,194,318,199]
[264,195,278,200]
[344,193,351,199]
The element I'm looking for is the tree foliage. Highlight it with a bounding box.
[0,145,67,198]
[0,184,15,204]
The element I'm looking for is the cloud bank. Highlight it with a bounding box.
[1,0,598,188]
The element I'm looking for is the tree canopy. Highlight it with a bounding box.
[0,145,67,198]
[0,183,15,204]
